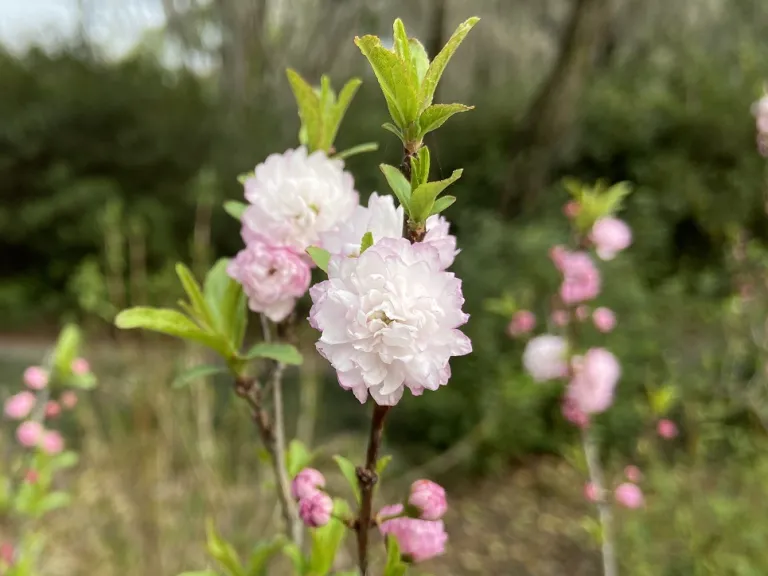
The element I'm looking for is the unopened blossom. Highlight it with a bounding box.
[309,238,471,405]
[408,479,448,521]
[379,504,448,563]
[590,217,632,261]
[320,192,403,257]
[566,348,620,414]
[584,482,599,502]
[61,391,78,409]
[556,250,601,304]
[507,310,536,337]
[25,469,39,484]
[551,309,569,327]
[45,401,61,419]
[71,358,91,375]
[241,147,358,252]
[657,419,678,439]
[41,430,64,455]
[593,307,616,333]
[624,465,642,483]
[576,305,590,321]
[298,490,333,528]
[563,201,580,219]
[0,542,13,566]
[23,366,48,390]
[3,391,35,420]
[228,237,311,322]
[16,421,43,447]
[423,215,459,269]
[561,396,590,428]
[614,482,644,509]
[291,468,326,501]
[522,335,568,382]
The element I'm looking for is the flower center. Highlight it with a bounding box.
[367,310,394,326]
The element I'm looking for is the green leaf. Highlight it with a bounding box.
[332,455,361,503]
[420,17,479,112]
[360,232,374,254]
[308,499,351,576]
[333,142,379,161]
[418,103,473,138]
[224,200,247,221]
[206,518,245,576]
[410,146,430,189]
[431,195,456,215]
[393,19,411,68]
[382,122,405,144]
[383,536,407,576]
[204,259,247,349]
[280,542,306,575]
[380,164,412,212]
[237,172,252,185]
[306,246,331,274]
[244,343,303,366]
[324,78,363,151]
[52,324,81,379]
[376,455,393,476]
[38,491,72,514]
[409,169,463,223]
[176,263,214,328]
[50,451,79,471]
[173,364,226,389]
[286,440,313,479]
[409,38,429,86]
[650,385,679,416]
[246,535,289,576]
[69,371,97,390]
[115,307,231,357]
[320,75,334,117]
[354,35,418,129]
[286,69,324,152]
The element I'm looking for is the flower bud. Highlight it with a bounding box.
[657,419,678,439]
[0,542,13,567]
[614,482,644,509]
[3,391,35,420]
[25,469,39,484]
[551,310,569,327]
[379,504,448,563]
[23,366,48,390]
[563,201,580,219]
[298,490,333,528]
[584,482,599,502]
[45,401,61,419]
[408,479,447,520]
[41,430,64,455]
[507,310,536,337]
[61,391,78,409]
[624,465,642,483]
[592,307,616,333]
[291,468,326,501]
[16,421,43,447]
[71,358,91,375]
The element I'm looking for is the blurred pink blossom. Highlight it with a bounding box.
[25,469,39,484]
[0,542,13,566]
[45,401,61,419]
[566,348,621,414]
[590,217,632,261]
[556,250,601,304]
[507,310,536,337]
[378,504,448,563]
[23,366,48,390]
[551,309,569,327]
[563,201,580,218]
[61,391,78,409]
[576,305,590,321]
[561,396,590,428]
[41,430,65,455]
[584,482,599,502]
[657,419,678,439]
[3,391,36,420]
[614,482,644,509]
[298,490,333,528]
[16,421,43,447]
[71,358,91,375]
[408,479,448,521]
[624,465,642,483]
[592,307,617,333]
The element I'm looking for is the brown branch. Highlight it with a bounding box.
[355,404,391,576]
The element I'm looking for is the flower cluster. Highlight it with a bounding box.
[291,468,333,528]
[752,95,768,156]
[584,465,644,509]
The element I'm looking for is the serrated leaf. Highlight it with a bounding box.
[420,17,479,112]
[306,246,330,274]
[431,195,456,215]
[409,169,463,223]
[286,69,324,152]
[324,77,363,151]
[244,343,303,366]
[246,535,289,576]
[382,122,405,144]
[333,141,379,161]
[173,365,226,389]
[176,263,214,328]
[332,455,361,503]
[53,324,81,379]
[409,38,429,86]
[354,35,418,129]
[115,307,231,357]
[224,200,247,220]
[380,164,412,212]
[286,440,313,479]
[308,499,351,576]
[418,103,473,138]
[360,231,374,254]
[206,519,245,576]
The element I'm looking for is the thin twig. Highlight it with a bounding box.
[582,428,618,576]
[355,404,391,576]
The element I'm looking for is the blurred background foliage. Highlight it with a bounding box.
[3,0,768,573]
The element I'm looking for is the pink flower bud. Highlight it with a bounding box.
[584,482,599,502]
[408,479,448,521]
[624,465,642,483]
[16,421,43,447]
[41,430,64,454]
[298,490,333,528]
[563,201,580,219]
[507,310,536,337]
[576,305,590,321]
[590,217,632,261]
[3,391,36,420]
[23,366,48,390]
[45,401,61,419]
[592,307,616,333]
[657,419,678,439]
[0,542,13,566]
[379,504,448,563]
[291,468,326,501]
[549,245,567,268]
[614,482,644,509]
[71,358,91,375]
[25,469,39,484]
[61,391,78,409]
[551,309,569,327]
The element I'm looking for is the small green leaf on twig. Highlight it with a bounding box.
[244,343,303,365]
[332,455,361,503]
[431,195,456,215]
[306,246,331,273]
[380,164,412,211]
[224,200,247,221]
[286,440,313,478]
[333,142,379,161]
[172,365,226,389]
[418,103,473,138]
[410,169,463,223]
